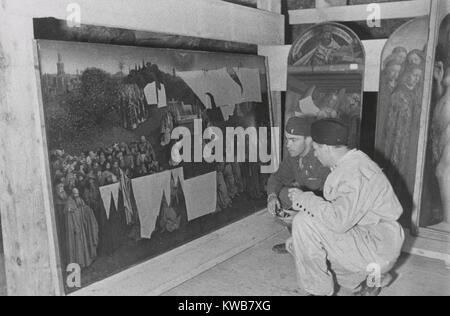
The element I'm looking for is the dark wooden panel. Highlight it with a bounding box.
[33,18,258,55]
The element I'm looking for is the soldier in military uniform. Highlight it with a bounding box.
[267,116,330,254]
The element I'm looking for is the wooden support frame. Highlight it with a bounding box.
[6,0,284,45]
[289,0,431,25]
[0,0,284,296]
[0,8,64,296]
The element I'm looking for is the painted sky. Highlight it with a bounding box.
[38,40,266,76]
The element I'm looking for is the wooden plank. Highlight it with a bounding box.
[257,0,282,13]
[5,0,284,45]
[0,7,64,295]
[403,229,450,265]
[258,45,291,91]
[71,210,283,296]
[363,39,387,92]
[289,0,430,25]
[33,18,258,55]
[269,91,282,172]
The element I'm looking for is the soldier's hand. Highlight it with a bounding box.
[267,196,280,217]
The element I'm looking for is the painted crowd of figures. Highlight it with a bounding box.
[50,137,164,269]
[50,130,269,270]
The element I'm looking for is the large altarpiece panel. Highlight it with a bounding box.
[376,0,450,242]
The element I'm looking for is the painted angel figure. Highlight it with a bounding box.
[382,65,424,205]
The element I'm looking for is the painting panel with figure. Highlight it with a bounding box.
[286,23,365,149]
[418,14,450,234]
[375,17,429,227]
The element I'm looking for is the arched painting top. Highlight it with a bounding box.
[285,22,365,150]
[288,22,365,67]
[380,17,429,69]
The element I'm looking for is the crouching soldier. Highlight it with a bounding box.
[267,116,330,254]
[287,119,405,296]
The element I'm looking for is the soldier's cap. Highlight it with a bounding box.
[285,116,314,137]
[311,118,349,146]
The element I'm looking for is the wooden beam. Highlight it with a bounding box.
[363,39,387,92]
[5,0,284,45]
[257,0,282,14]
[258,45,290,91]
[0,6,64,295]
[258,1,283,173]
[289,0,430,25]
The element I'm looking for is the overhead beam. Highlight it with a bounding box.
[289,0,430,25]
[5,0,284,45]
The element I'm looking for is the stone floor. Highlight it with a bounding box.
[163,230,450,296]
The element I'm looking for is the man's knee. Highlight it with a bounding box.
[292,212,314,234]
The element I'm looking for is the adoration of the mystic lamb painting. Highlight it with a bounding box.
[286,23,365,150]
[374,17,429,226]
[38,40,272,289]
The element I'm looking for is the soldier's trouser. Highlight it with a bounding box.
[291,212,403,296]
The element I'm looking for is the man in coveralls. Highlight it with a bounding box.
[287,119,404,296]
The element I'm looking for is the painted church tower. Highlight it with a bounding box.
[57,53,65,76]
